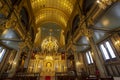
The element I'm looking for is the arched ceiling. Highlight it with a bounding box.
[30,0,76,29]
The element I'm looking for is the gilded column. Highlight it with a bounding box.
[8,42,26,77]
[24,50,32,71]
[71,45,78,77]
[88,36,107,77]
[85,28,107,77]
[23,36,32,71]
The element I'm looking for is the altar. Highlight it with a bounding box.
[28,53,67,76]
[27,36,67,76]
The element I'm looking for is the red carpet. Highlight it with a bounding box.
[45,76,51,80]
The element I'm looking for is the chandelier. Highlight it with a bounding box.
[97,0,116,9]
[41,36,59,53]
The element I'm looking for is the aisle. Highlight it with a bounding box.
[45,76,51,80]
[40,76,55,80]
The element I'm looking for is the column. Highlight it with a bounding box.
[81,23,107,77]
[71,46,78,78]
[0,50,10,77]
[23,50,32,71]
[88,36,107,77]
[8,42,25,77]
[23,35,33,71]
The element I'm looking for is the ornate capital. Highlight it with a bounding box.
[80,25,93,37]
[5,14,17,28]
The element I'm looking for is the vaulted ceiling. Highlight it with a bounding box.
[30,0,76,29]
[30,0,76,48]
[0,0,119,52]
[76,2,120,52]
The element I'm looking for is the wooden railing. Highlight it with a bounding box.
[14,73,40,80]
[55,72,76,80]
[0,73,10,80]
[0,73,40,80]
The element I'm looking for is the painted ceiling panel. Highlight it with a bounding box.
[41,23,61,43]
[93,2,120,43]
[95,2,120,29]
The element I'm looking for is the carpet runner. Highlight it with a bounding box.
[45,76,51,80]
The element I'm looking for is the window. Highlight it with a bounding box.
[0,47,6,62]
[99,41,116,60]
[72,14,80,35]
[86,51,94,64]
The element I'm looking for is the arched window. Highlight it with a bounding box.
[65,31,70,44]
[99,40,116,61]
[82,0,95,14]
[0,47,6,62]
[20,7,29,31]
[86,50,94,64]
[72,15,80,35]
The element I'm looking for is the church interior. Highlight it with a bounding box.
[0,0,120,80]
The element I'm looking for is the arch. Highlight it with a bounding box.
[38,21,66,30]
[30,27,35,42]
[65,30,70,44]
[35,8,69,18]
[20,7,29,30]
[35,8,68,29]
[46,62,52,67]
[31,0,75,17]
[82,0,96,14]
[72,14,80,35]
[36,20,66,29]
[11,0,22,5]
